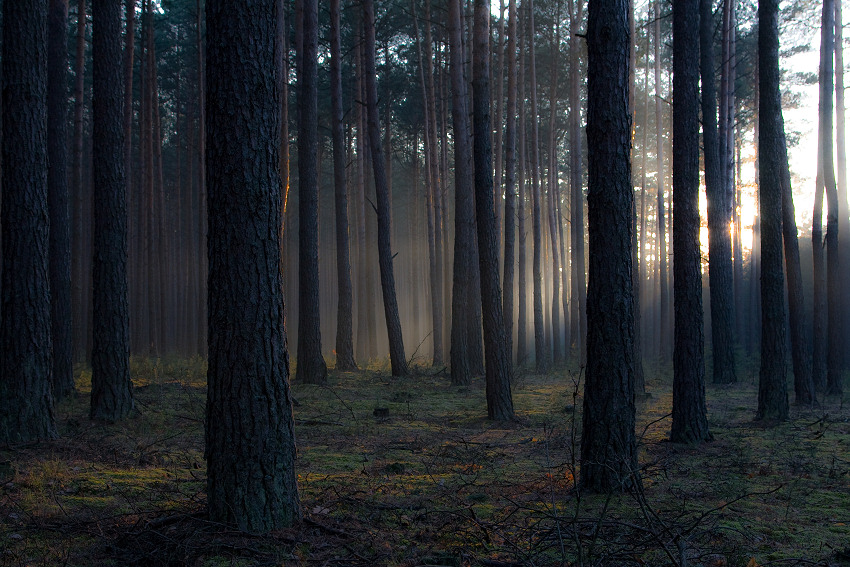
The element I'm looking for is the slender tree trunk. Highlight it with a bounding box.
[90,0,134,421]
[1,0,58,443]
[206,0,301,531]
[813,123,827,391]
[196,0,207,357]
[836,0,850,374]
[71,0,88,363]
[823,0,844,396]
[528,0,547,373]
[473,0,514,419]
[295,0,328,384]
[364,0,409,376]
[330,0,356,371]
[503,0,517,363]
[48,0,74,398]
[580,0,637,492]
[654,0,669,365]
[516,29,528,366]
[546,0,563,366]
[671,0,711,444]
[699,0,736,385]
[493,0,506,250]
[756,0,790,422]
[569,0,586,365]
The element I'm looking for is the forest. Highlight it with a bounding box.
[1,0,850,565]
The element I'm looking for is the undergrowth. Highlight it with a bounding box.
[0,356,848,566]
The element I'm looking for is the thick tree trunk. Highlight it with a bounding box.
[836,0,850,374]
[699,0,736,385]
[473,0,514,420]
[0,0,57,444]
[364,0,409,377]
[671,0,711,444]
[90,0,134,421]
[295,0,328,384]
[756,0,790,422]
[48,0,74,399]
[330,0,356,372]
[581,0,637,491]
[206,0,301,531]
[569,0,586,365]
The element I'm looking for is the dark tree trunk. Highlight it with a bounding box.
[71,0,88,363]
[528,0,547,373]
[699,0,736,386]
[330,0,356,372]
[0,0,57,444]
[449,0,477,385]
[502,0,518,363]
[90,0,133,421]
[813,130,827,392]
[516,31,528,366]
[295,0,327,384]
[836,0,850,375]
[546,0,563,366]
[671,0,711,444]
[580,0,638,492]
[568,0,586,365]
[363,0,408,377]
[822,0,843,397]
[756,0,789,422]
[654,0,670,365]
[205,0,301,533]
[473,0,514,420]
[48,0,74,399]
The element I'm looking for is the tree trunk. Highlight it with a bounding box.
[516,29,528,366]
[364,0,409,377]
[699,0,736,385]
[48,0,74,399]
[756,0,790,422]
[90,0,134,421]
[449,0,478,385]
[569,0,586,365]
[580,0,637,492]
[502,0,518,363]
[546,0,563,366]
[71,0,88,363]
[671,0,711,444]
[330,0,356,372]
[813,121,827,391]
[654,0,669,365]
[473,0,514,420]
[0,0,57,444]
[295,0,328,384]
[836,0,850,375]
[205,0,301,531]
[822,0,843,396]
[528,0,547,373]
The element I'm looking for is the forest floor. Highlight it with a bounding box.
[1,356,849,567]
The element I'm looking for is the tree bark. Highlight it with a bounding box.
[756,0,789,422]
[330,0,356,372]
[546,0,563,366]
[0,0,57,444]
[568,0,586,365]
[671,0,711,444]
[48,0,74,399]
[699,0,736,385]
[473,0,514,420]
[517,28,528,366]
[502,0,518,363]
[90,0,134,421]
[206,0,301,532]
[71,0,88,363]
[295,0,327,384]
[363,0,409,377]
[836,0,850,375]
[654,0,670,365]
[580,0,638,492]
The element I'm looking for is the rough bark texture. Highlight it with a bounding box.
[330,0,356,372]
[473,0,514,421]
[48,0,74,399]
[671,0,712,444]
[449,0,477,385]
[205,0,302,532]
[699,0,736,386]
[569,0,586,365]
[295,0,327,384]
[71,0,88,363]
[756,0,789,422]
[90,0,134,422]
[363,0,408,377]
[0,0,57,445]
[580,0,638,492]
